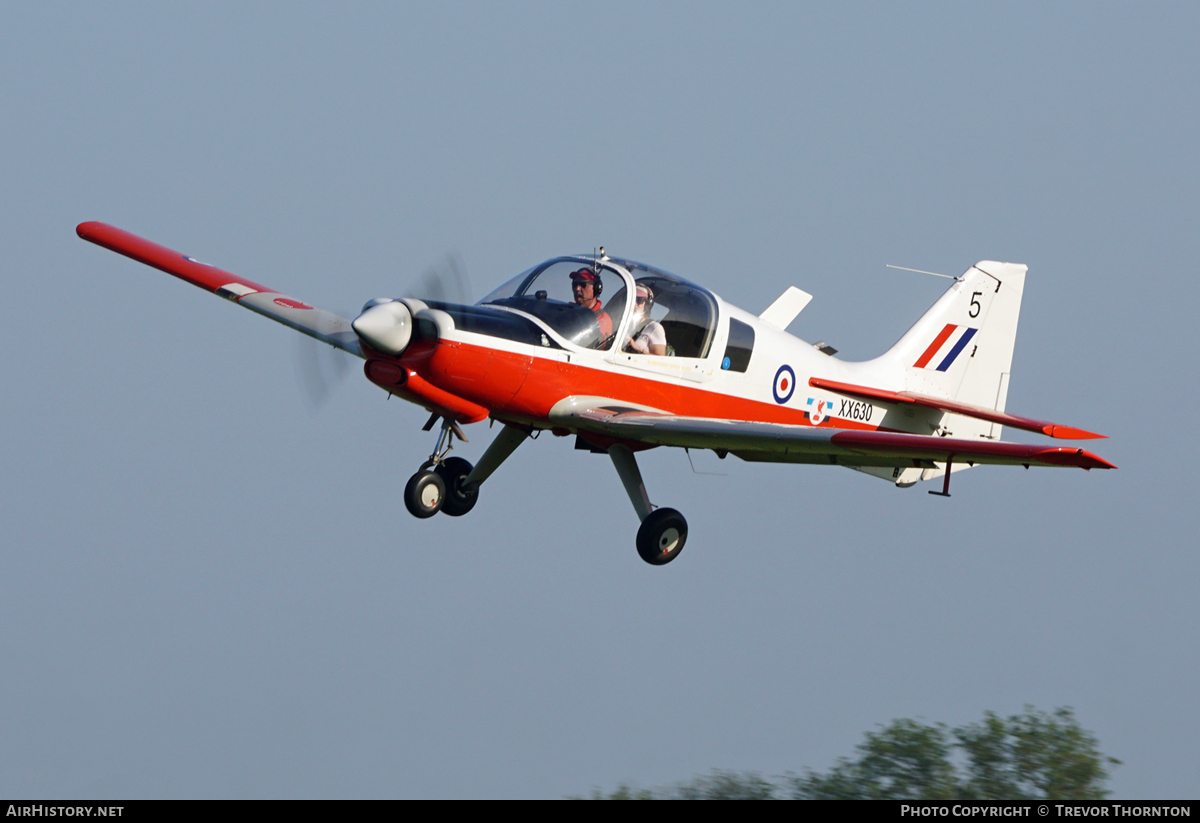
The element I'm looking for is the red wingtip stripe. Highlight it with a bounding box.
[913,323,957,369]
[1034,448,1117,470]
[76,221,272,296]
[1043,424,1106,440]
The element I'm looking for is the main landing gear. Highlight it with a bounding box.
[403,415,529,519]
[609,444,688,565]
[402,418,687,567]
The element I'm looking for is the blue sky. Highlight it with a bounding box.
[1,2,1196,798]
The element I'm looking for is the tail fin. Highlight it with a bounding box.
[881,261,1027,437]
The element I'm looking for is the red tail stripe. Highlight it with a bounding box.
[913,323,957,368]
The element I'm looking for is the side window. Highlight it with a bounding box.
[599,262,719,359]
[722,318,754,372]
[652,283,715,358]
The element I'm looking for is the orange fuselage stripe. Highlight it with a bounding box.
[395,340,879,432]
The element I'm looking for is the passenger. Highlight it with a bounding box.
[627,283,667,355]
[570,267,612,342]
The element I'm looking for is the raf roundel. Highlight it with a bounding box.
[773,364,796,404]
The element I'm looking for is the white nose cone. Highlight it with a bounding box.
[352,300,413,355]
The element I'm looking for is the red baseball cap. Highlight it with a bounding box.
[569,268,600,283]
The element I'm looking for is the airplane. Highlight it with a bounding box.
[76,221,1115,566]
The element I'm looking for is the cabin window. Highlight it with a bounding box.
[481,255,720,359]
[620,276,716,359]
[722,318,754,372]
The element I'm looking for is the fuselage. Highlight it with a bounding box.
[362,254,920,440]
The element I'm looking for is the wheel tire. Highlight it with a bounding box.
[404,470,446,519]
[636,507,688,566]
[436,457,479,517]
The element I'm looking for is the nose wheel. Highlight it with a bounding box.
[403,414,466,519]
[403,459,479,518]
[403,417,530,520]
[435,456,479,517]
[404,469,446,518]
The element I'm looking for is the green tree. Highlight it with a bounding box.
[579,706,1119,800]
[668,770,779,800]
[790,706,1119,800]
[580,784,656,800]
[788,718,959,799]
[954,707,1121,799]
[579,771,778,800]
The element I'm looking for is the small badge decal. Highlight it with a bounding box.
[806,397,831,425]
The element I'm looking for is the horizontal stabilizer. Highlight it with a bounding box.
[759,286,812,330]
[808,377,1104,440]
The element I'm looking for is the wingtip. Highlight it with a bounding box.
[1035,447,1117,470]
[1043,424,1106,440]
[76,221,106,240]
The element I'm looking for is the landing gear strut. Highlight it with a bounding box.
[609,443,688,565]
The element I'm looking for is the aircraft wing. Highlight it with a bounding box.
[550,398,1115,470]
[76,222,363,357]
[808,377,1103,440]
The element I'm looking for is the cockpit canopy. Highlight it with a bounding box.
[479,256,718,358]
[480,259,626,349]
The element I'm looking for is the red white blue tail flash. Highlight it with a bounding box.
[913,323,978,371]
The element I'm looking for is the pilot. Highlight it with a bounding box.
[627,283,667,355]
[570,267,612,342]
